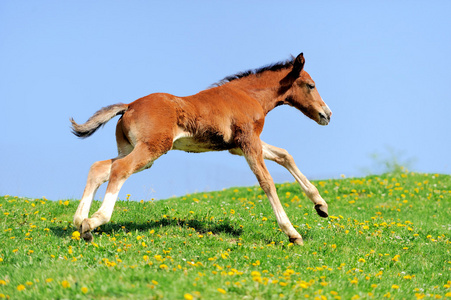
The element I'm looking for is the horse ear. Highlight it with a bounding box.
[279,53,305,88]
[291,53,305,77]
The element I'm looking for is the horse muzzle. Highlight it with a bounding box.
[318,106,332,126]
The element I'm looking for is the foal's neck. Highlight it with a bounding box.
[229,69,290,115]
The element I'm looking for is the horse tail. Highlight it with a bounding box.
[70,103,129,138]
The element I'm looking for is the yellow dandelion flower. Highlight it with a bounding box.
[251,271,261,277]
[45,278,53,283]
[159,264,168,270]
[61,280,70,288]
[81,287,88,294]
[184,294,194,300]
[0,280,6,286]
[298,282,309,289]
[358,258,366,263]
[17,284,26,291]
[25,281,33,286]
[391,284,399,289]
[217,288,227,294]
[279,282,288,287]
[154,255,163,262]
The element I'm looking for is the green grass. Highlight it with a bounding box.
[1,172,450,299]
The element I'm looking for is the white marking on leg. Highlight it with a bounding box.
[74,190,96,227]
[74,159,114,228]
[266,189,303,239]
[89,191,120,229]
[244,152,303,241]
[262,141,327,207]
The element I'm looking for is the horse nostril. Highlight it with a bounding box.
[321,105,332,120]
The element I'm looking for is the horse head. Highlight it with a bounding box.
[279,53,332,126]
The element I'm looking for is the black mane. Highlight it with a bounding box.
[213,57,295,86]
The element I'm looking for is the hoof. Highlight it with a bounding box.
[289,237,304,246]
[315,204,329,218]
[80,219,93,242]
[82,231,93,242]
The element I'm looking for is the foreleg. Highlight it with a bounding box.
[261,141,328,217]
[237,141,304,245]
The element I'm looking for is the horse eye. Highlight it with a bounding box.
[307,83,315,90]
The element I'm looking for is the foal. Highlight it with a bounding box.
[71,53,332,245]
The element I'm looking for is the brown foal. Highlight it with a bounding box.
[71,53,332,245]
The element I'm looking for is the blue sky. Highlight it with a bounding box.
[1,1,450,201]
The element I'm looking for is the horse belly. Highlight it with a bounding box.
[172,133,234,153]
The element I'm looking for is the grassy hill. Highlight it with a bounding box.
[1,172,450,299]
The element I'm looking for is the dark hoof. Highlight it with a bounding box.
[82,231,93,242]
[80,219,93,242]
[315,204,329,218]
[289,237,304,246]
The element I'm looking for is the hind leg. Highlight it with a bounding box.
[79,142,166,241]
[74,120,133,228]
[73,159,116,228]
